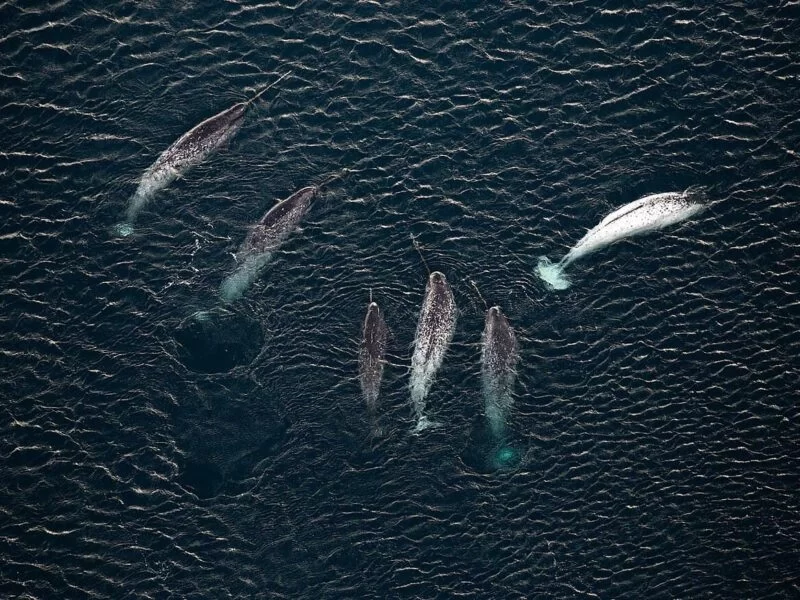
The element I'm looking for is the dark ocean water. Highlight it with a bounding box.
[2,1,799,598]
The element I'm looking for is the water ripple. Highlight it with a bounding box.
[1,1,799,598]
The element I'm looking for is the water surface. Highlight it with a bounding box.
[2,1,799,598]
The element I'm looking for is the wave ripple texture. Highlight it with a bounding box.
[1,1,799,599]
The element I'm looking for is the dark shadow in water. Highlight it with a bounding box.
[177,459,225,500]
[174,308,264,373]
[176,410,290,499]
[173,366,291,499]
[462,415,523,474]
[224,418,291,483]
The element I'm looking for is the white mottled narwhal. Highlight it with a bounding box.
[537,190,705,290]
[219,185,317,303]
[481,305,519,440]
[359,294,389,435]
[409,271,457,432]
[117,73,289,236]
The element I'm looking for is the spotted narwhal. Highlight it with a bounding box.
[409,271,457,432]
[536,189,705,289]
[359,294,389,434]
[117,73,289,235]
[219,185,317,303]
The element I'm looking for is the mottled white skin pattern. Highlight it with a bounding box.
[562,192,704,266]
[409,272,457,432]
[124,106,244,224]
[481,307,518,439]
[537,191,704,289]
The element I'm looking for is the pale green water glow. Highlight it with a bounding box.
[536,256,571,290]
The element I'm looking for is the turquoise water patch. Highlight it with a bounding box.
[114,222,134,237]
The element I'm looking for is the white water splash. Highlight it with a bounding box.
[536,256,572,290]
[114,222,135,237]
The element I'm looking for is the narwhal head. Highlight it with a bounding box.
[363,301,386,348]
[485,305,516,357]
[223,102,249,128]
[429,271,446,287]
[486,306,507,332]
[294,185,320,206]
[366,301,380,319]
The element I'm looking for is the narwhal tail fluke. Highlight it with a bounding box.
[412,414,441,434]
[536,255,571,290]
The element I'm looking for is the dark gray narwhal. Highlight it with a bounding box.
[409,237,457,432]
[118,72,289,235]
[359,291,388,434]
[219,184,317,303]
[219,170,347,302]
[480,302,519,439]
[470,280,519,438]
[473,279,520,469]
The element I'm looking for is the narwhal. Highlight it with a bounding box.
[536,189,705,290]
[219,185,316,303]
[409,236,457,433]
[359,291,389,434]
[117,72,289,236]
[471,280,519,440]
[219,171,347,302]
